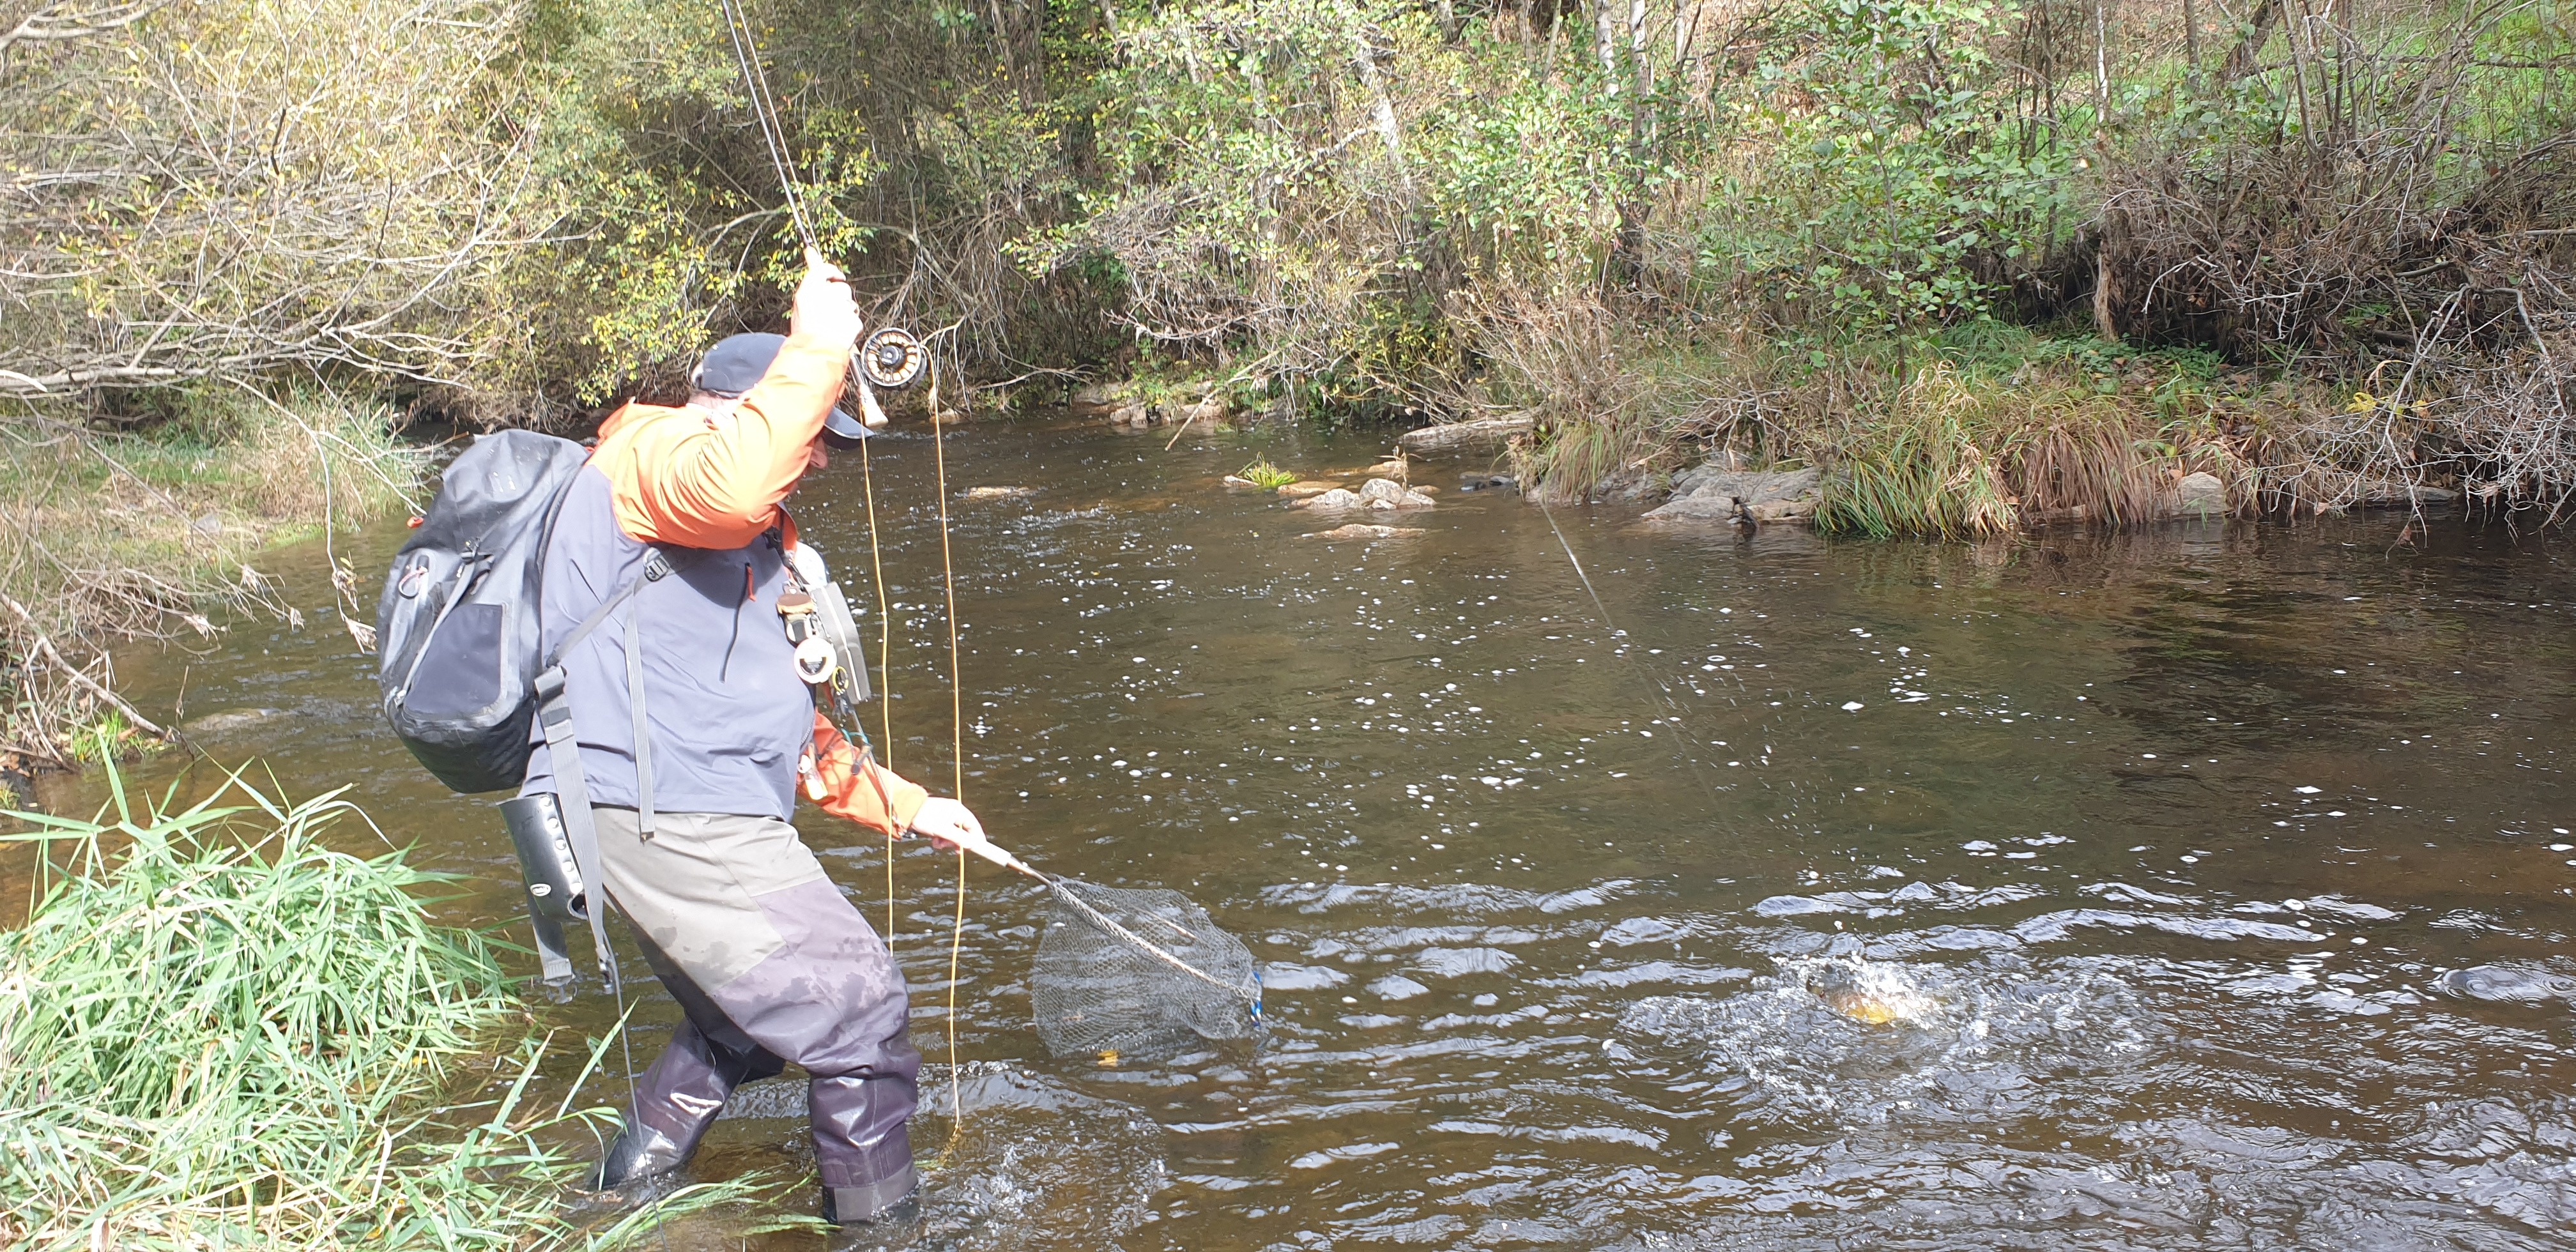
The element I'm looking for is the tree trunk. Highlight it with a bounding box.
[2221,0,2281,84]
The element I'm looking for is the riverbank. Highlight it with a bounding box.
[0,392,425,770]
[1072,324,2505,537]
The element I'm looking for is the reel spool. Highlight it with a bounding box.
[857,327,928,390]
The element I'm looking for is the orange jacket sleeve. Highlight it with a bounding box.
[804,714,929,836]
[590,332,848,547]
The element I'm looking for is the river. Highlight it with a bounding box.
[47,413,2576,1249]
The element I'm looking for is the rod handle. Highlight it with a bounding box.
[939,827,1028,874]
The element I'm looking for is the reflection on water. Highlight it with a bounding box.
[43,413,2576,1248]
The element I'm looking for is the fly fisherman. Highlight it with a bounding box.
[521,249,982,1226]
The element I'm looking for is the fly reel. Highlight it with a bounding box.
[857,327,928,390]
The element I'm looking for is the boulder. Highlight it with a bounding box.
[1108,400,1153,428]
[1176,395,1229,427]
[1354,478,1436,510]
[2175,471,2227,519]
[1278,481,1342,498]
[1395,413,1536,457]
[1070,379,1133,413]
[1646,466,1821,521]
[1298,488,1363,510]
[1303,524,1425,541]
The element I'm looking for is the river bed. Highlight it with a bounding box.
[45,413,2576,1249]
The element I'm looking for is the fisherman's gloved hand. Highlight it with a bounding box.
[803,715,926,836]
[790,247,864,350]
[907,797,986,851]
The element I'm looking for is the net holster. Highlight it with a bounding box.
[528,548,677,992]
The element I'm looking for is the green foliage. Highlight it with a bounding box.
[0,768,753,1249]
[1238,459,1298,489]
[1703,0,2073,336]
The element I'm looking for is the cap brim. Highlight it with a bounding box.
[819,407,873,448]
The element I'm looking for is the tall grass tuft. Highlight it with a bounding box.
[0,767,753,1250]
[1813,367,2018,539]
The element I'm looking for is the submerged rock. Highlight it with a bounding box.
[1302,523,1425,541]
[183,707,287,738]
[2434,963,2576,1004]
[1278,480,1342,498]
[960,485,1038,501]
[1647,466,1821,523]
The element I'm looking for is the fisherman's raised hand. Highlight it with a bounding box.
[790,246,864,349]
[908,797,986,850]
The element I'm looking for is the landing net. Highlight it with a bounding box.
[1031,880,1261,1061]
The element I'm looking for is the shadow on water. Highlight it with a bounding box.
[23,412,2576,1249]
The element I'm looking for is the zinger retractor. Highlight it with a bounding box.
[857,327,928,390]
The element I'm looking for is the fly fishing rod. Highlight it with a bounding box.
[711,0,930,423]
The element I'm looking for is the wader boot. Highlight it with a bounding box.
[586,808,923,1215]
[592,1016,784,1189]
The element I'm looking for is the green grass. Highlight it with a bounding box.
[0,765,754,1250]
[1238,458,1299,489]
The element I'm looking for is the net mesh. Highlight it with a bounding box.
[1030,880,1261,1062]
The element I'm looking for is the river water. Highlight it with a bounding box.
[50,414,2576,1249]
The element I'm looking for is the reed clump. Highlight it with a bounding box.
[0,768,742,1251]
[1237,459,1300,490]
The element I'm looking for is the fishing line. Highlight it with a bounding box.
[1530,493,1742,819]
[923,370,975,1138]
[859,432,900,947]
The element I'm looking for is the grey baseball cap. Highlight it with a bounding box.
[694,332,870,445]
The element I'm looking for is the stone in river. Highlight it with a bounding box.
[1278,481,1342,498]
[1301,524,1425,541]
[184,707,288,738]
[2175,471,2226,519]
[1298,488,1363,510]
[1647,466,1821,523]
[960,485,1038,501]
[1354,478,1435,510]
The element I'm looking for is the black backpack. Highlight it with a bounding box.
[376,430,589,793]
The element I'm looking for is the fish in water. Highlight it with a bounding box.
[1804,961,1937,1025]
